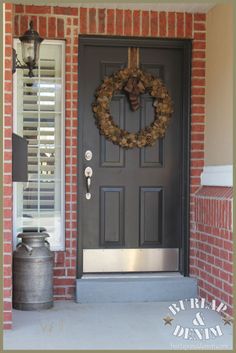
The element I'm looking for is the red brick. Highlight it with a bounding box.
[57,18,64,38]
[5,3,13,10]
[80,8,87,34]
[4,278,12,288]
[48,17,56,38]
[3,234,12,249]
[53,7,78,16]
[192,87,205,96]
[5,34,12,46]
[4,301,12,311]
[191,177,201,185]
[192,51,206,59]
[25,5,51,14]
[150,11,158,37]
[53,268,66,276]
[107,9,115,34]
[191,151,204,158]
[4,71,13,82]
[223,282,232,295]
[39,17,47,37]
[133,10,140,36]
[15,4,24,13]
[66,287,75,296]
[194,32,206,40]
[224,240,232,251]
[191,96,205,104]
[192,69,205,78]
[191,133,204,142]
[215,279,223,289]
[141,11,149,36]
[4,46,11,58]
[89,8,96,33]
[4,253,12,265]
[177,12,184,37]
[219,249,228,260]
[192,78,205,87]
[3,312,12,322]
[192,109,205,119]
[73,18,78,26]
[98,9,105,33]
[167,12,175,37]
[55,251,65,265]
[53,278,75,286]
[193,41,206,50]
[4,152,12,160]
[190,167,202,176]
[159,12,166,36]
[116,9,123,35]
[4,266,12,276]
[194,13,206,22]
[54,287,66,295]
[191,159,204,168]
[194,22,206,31]
[124,10,132,36]
[185,13,192,37]
[5,11,12,22]
[223,261,233,272]
[192,61,205,69]
[20,15,28,33]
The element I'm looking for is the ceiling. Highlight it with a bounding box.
[48,2,217,13]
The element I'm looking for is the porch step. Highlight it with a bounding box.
[76,273,198,303]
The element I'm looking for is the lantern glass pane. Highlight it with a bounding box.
[21,40,40,66]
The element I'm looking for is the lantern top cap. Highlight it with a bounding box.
[19,20,44,44]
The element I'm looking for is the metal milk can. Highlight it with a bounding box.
[13,232,54,310]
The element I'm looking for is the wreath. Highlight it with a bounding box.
[92,67,173,149]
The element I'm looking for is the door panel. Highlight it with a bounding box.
[100,187,125,247]
[140,187,163,247]
[78,37,191,275]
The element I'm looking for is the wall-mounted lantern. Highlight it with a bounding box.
[12,20,44,78]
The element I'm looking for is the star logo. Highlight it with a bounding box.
[163,315,174,326]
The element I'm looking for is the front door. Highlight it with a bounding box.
[78,36,191,276]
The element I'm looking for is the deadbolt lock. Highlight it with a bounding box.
[85,150,93,161]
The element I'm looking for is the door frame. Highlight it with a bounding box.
[77,35,192,278]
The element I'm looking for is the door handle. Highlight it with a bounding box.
[84,167,93,200]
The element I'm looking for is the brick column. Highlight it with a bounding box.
[3,2,13,330]
[194,187,233,316]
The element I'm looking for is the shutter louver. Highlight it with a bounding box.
[22,59,58,211]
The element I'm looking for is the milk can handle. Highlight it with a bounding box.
[16,242,33,255]
[44,240,50,248]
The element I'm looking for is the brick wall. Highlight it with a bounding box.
[3,2,13,330]
[192,186,233,316]
[4,4,209,329]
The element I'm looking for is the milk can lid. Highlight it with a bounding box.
[17,232,49,239]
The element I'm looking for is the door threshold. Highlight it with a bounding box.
[81,272,183,279]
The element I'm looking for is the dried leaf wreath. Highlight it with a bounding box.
[92,67,174,149]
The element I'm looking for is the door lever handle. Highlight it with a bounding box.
[86,176,91,194]
[84,167,93,200]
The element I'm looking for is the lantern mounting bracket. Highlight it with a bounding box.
[12,48,38,78]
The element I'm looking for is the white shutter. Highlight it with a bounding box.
[13,40,65,251]
[22,62,57,211]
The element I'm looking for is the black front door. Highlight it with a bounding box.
[78,36,191,276]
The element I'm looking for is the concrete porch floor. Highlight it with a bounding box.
[4,301,233,350]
